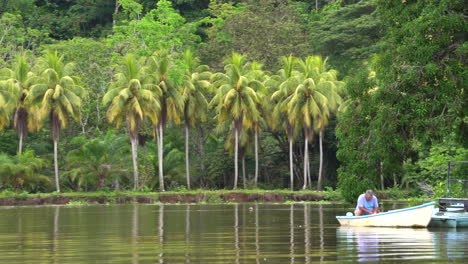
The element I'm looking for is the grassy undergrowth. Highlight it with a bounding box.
[0,188,327,199]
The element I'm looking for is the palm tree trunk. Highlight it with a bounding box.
[130,136,139,191]
[158,125,165,192]
[242,155,246,189]
[302,138,308,190]
[185,124,191,190]
[18,133,23,155]
[307,156,312,189]
[53,138,60,192]
[234,128,239,189]
[289,137,294,191]
[380,161,384,190]
[317,130,324,191]
[254,130,259,187]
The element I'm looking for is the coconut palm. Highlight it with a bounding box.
[246,61,266,187]
[103,54,161,191]
[210,53,261,189]
[223,126,254,188]
[147,50,183,192]
[314,71,344,191]
[0,81,14,130]
[269,55,301,190]
[27,50,84,192]
[291,55,344,190]
[181,50,211,190]
[0,54,37,153]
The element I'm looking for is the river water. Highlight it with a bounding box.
[0,202,467,263]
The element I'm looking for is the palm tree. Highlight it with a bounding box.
[291,55,344,190]
[64,131,130,190]
[0,54,37,153]
[287,56,329,190]
[246,61,266,187]
[210,53,261,189]
[222,123,254,188]
[313,68,344,191]
[269,55,301,190]
[181,50,210,190]
[147,50,183,192]
[0,150,49,190]
[0,81,14,130]
[27,50,84,192]
[103,54,161,191]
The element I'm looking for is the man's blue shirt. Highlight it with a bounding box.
[355,194,379,213]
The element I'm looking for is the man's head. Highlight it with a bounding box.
[365,189,374,201]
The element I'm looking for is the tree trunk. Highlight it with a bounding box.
[234,128,239,189]
[317,130,324,191]
[254,130,259,187]
[185,125,191,190]
[199,127,206,179]
[18,133,23,155]
[380,161,384,190]
[242,155,246,189]
[158,125,165,192]
[113,0,121,28]
[130,136,139,191]
[307,155,312,189]
[15,107,27,155]
[112,178,120,191]
[53,138,60,192]
[302,138,308,190]
[289,137,294,191]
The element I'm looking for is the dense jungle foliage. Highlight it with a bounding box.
[0,0,466,202]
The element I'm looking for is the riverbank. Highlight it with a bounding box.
[0,189,341,206]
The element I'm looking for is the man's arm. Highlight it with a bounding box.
[373,207,380,214]
[359,206,374,215]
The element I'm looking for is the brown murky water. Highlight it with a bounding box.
[0,203,467,263]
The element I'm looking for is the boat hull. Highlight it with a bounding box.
[336,202,435,228]
[429,208,468,228]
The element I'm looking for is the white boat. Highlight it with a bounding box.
[429,207,468,228]
[336,202,435,227]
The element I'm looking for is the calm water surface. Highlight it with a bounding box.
[0,202,467,263]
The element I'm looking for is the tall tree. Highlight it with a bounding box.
[210,53,261,189]
[147,50,183,192]
[246,61,265,187]
[28,50,84,192]
[269,55,301,190]
[288,56,331,190]
[306,56,344,191]
[103,54,160,191]
[0,54,36,154]
[181,50,210,190]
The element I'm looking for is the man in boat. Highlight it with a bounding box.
[354,190,380,216]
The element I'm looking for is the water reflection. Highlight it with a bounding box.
[337,227,436,262]
[1,203,468,263]
[234,203,240,264]
[158,204,164,263]
[318,204,325,263]
[185,204,190,263]
[303,203,310,263]
[132,204,139,264]
[255,203,260,264]
[290,204,295,264]
[52,206,59,264]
